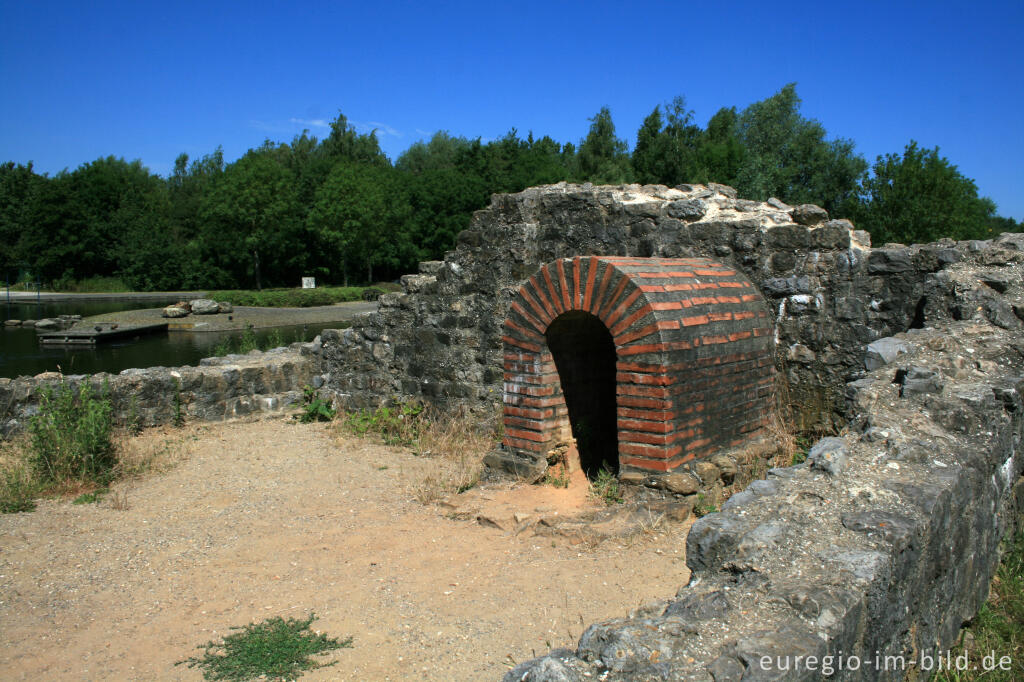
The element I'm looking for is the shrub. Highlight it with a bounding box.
[205,286,367,308]
[28,380,116,486]
[297,386,336,423]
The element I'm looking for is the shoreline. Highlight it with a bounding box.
[78,301,377,333]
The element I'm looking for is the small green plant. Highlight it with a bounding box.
[297,386,336,423]
[790,434,812,465]
[693,493,718,517]
[238,327,260,354]
[343,402,424,446]
[72,487,108,504]
[543,462,570,488]
[28,380,115,486]
[0,460,38,513]
[125,396,144,435]
[591,464,622,504]
[177,613,351,681]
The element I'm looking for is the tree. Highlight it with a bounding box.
[734,84,866,215]
[691,107,745,188]
[854,141,997,244]
[308,162,412,284]
[200,148,302,289]
[577,107,632,184]
[631,97,702,186]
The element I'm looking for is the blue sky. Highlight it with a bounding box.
[2,0,1022,220]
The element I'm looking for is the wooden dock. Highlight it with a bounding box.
[38,323,169,346]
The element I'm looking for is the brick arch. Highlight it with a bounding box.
[501,256,774,475]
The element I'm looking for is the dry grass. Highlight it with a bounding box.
[333,402,501,505]
[407,410,497,504]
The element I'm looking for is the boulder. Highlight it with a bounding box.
[190,298,221,315]
[217,301,234,313]
[162,305,190,319]
[33,318,60,330]
[792,203,829,225]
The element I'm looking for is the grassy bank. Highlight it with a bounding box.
[203,282,401,308]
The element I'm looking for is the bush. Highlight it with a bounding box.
[205,286,367,308]
[343,402,424,446]
[297,386,336,423]
[28,380,116,486]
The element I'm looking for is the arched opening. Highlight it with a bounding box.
[545,311,619,478]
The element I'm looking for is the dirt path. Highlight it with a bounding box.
[0,418,692,681]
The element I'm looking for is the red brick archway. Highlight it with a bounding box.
[501,256,774,475]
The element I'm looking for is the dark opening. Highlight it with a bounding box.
[545,311,619,479]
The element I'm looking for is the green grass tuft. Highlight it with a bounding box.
[177,613,351,681]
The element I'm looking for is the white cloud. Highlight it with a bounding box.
[289,117,330,129]
[350,119,402,137]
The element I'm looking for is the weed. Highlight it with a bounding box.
[343,402,424,446]
[693,493,718,517]
[109,486,130,510]
[543,465,570,488]
[297,386,336,423]
[72,487,108,504]
[125,396,144,435]
[28,380,116,486]
[177,613,351,681]
[591,464,622,505]
[238,328,259,354]
[0,457,38,513]
[790,434,812,465]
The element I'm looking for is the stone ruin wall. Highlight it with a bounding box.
[0,346,320,435]
[322,182,1015,458]
[319,181,1024,679]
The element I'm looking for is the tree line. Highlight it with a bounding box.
[1,84,1016,291]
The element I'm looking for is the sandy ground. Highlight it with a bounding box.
[0,417,692,681]
[80,301,378,332]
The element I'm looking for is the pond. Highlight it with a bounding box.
[1,301,333,379]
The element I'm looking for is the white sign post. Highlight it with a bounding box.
[301,277,316,289]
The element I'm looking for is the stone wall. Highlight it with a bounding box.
[323,181,1023,454]
[505,313,1024,680]
[0,345,320,436]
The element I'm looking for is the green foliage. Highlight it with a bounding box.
[2,100,1016,293]
[0,460,38,513]
[49,276,131,293]
[177,613,351,681]
[343,402,424,446]
[297,386,336,423]
[693,493,718,517]
[733,84,867,215]
[591,464,622,504]
[577,107,632,184]
[543,463,570,488]
[28,381,116,485]
[206,286,366,307]
[853,140,997,244]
